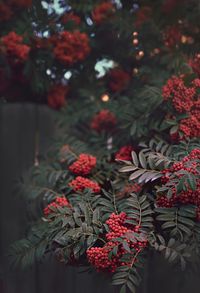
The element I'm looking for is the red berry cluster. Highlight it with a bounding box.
[69,154,97,175]
[91,109,117,133]
[47,84,69,110]
[69,176,101,193]
[161,148,200,184]
[157,149,200,219]
[179,106,200,138]
[32,36,51,50]
[108,68,131,93]
[92,2,115,25]
[0,0,32,22]
[189,54,200,77]
[162,0,183,14]
[162,76,200,138]
[163,76,195,112]
[158,181,200,207]
[87,243,119,272]
[44,196,70,216]
[1,32,30,63]
[52,31,90,66]
[87,213,147,273]
[106,213,139,241]
[61,12,81,26]
[163,26,182,48]
[135,6,152,28]
[0,3,13,21]
[115,145,133,161]
[8,0,32,8]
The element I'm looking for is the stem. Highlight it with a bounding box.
[69,148,78,159]
[122,249,142,288]
[86,197,94,213]
[131,249,142,266]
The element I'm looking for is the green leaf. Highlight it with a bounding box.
[178,224,191,235]
[162,222,176,229]
[178,217,194,227]
[129,272,140,286]
[170,125,178,134]
[122,241,131,252]
[168,250,178,263]
[157,234,165,245]
[112,279,126,285]
[157,214,174,221]
[139,152,147,169]
[165,247,171,259]
[131,151,139,167]
[119,285,126,293]
[129,170,146,181]
[130,122,137,136]
[112,272,128,280]
[176,177,185,193]
[127,280,136,293]
[113,245,119,256]
[187,174,197,191]
[168,238,175,248]
[119,166,138,172]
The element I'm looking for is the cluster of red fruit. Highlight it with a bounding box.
[179,103,200,138]
[51,31,90,66]
[43,196,70,216]
[157,149,200,219]
[0,31,30,63]
[91,109,117,133]
[115,145,133,161]
[162,0,183,14]
[87,212,147,272]
[32,36,51,50]
[67,153,99,193]
[69,154,97,175]
[160,148,200,185]
[47,84,69,110]
[163,26,182,48]
[61,12,81,26]
[163,76,196,112]
[9,0,32,8]
[0,0,32,22]
[135,6,152,28]
[92,2,115,25]
[69,176,101,193]
[163,76,200,138]
[108,68,131,93]
[157,180,200,209]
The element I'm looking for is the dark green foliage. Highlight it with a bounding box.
[156,206,196,239]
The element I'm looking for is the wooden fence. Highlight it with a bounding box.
[0,104,199,293]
